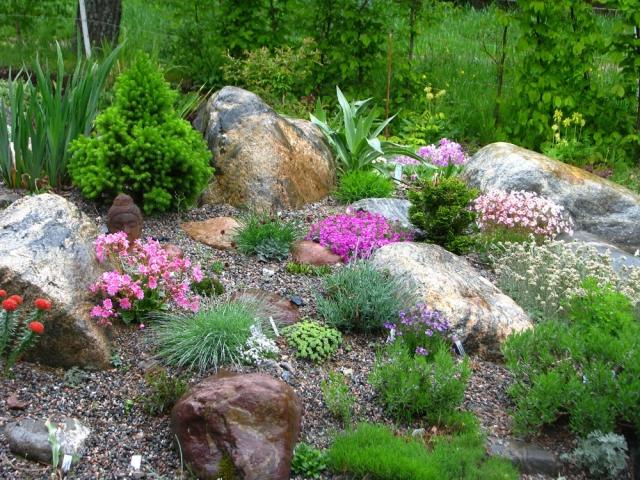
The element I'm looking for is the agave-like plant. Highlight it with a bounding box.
[311,86,429,174]
[0,43,120,191]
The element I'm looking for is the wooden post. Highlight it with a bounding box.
[78,0,91,58]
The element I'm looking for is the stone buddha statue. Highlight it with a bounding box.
[107,194,143,244]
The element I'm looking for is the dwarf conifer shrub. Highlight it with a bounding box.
[69,54,213,214]
[408,177,478,254]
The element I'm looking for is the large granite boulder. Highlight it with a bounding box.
[194,86,335,211]
[370,242,532,359]
[348,198,412,228]
[171,372,302,480]
[463,142,640,253]
[0,194,110,369]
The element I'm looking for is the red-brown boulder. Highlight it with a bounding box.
[171,372,302,480]
[292,240,342,266]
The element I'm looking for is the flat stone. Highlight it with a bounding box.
[233,289,300,326]
[0,193,111,369]
[370,242,532,359]
[463,142,640,253]
[291,240,342,266]
[348,198,412,228]
[5,417,90,465]
[487,437,561,476]
[181,217,240,250]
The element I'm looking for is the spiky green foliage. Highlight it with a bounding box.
[311,86,426,173]
[235,211,302,262]
[334,169,395,204]
[0,44,120,190]
[153,301,257,372]
[69,54,213,214]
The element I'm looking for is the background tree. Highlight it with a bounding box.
[76,0,122,50]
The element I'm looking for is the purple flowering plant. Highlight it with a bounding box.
[90,232,203,326]
[384,303,453,358]
[389,138,468,184]
[306,210,413,262]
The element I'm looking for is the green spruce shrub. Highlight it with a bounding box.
[69,54,213,214]
[334,170,395,204]
[408,177,478,254]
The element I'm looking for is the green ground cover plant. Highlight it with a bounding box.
[68,54,212,214]
[285,262,331,276]
[334,169,395,204]
[369,343,470,425]
[503,279,640,436]
[140,367,188,416]
[561,431,629,480]
[316,262,411,333]
[234,212,302,262]
[291,443,327,480]
[283,320,342,363]
[326,420,518,480]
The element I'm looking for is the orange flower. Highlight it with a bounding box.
[8,295,23,305]
[28,321,45,335]
[34,298,52,311]
[2,298,18,312]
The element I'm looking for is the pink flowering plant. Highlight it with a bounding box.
[306,210,413,262]
[388,138,468,183]
[472,190,574,241]
[384,303,453,358]
[90,232,203,326]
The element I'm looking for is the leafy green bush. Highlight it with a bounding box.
[369,344,470,424]
[0,44,120,190]
[234,211,302,262]
[311,86,422,173]
[561,431,629,480]
[291,443,327,480]
[334,170,395,204]
[140,367,188,416]
[282,320,342,362]
[408,177,479,254]
[68,54,213,214]
[220,40,319,115]
[321,371,354,427]
[153,301,258,372]
[316,262,411,334]
[326,421,518,480]
[285,262,331,276]
[503,279,640,436]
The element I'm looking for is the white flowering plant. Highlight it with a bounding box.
[490,239,640,322]
[238,323,279,366]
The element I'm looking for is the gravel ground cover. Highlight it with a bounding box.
[0,192,586,479]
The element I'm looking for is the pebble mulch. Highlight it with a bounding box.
[0,191,590,479]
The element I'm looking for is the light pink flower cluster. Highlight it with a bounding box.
[472,190,574,238]
[90,233,203,326]
[418,138,467,167]
[306,210,413,262]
